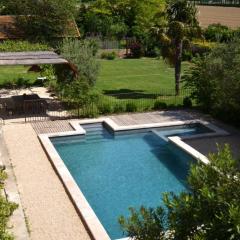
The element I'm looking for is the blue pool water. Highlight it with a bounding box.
[51,123,212,239]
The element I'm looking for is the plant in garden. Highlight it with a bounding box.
[153,0,200,95]
[129,41,144,58]
[101,51,117,60]
[56,39,100,115]
[126,102,138,112]
[204,24,234,43]
[119,145,240,240]
[59,38,100,86]
[113,103,125,113]
[40,65,56,90]
[184,39,240,126]
[0,170,18,240]
[0,41,50,52]
[153,101,167,110]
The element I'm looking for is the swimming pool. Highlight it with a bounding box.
[50,122,213,239]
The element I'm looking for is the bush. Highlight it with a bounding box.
[184,40,240,126]
[81,104,99,118]
[126,102,138,112]
[101,51,117,60]
[183,96,192,108]
[98,102,113,114]
[204,24,234,43]
[191,40,217,57]
[113,103,125,113]
[0,40,50,52]
[119,145,240,240]
[129,42,144,58]
[153,101,167,110]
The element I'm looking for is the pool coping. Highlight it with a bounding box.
[38,118,229,240]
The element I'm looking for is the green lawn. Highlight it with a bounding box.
[95,58,189,96]
[0,66,38,87]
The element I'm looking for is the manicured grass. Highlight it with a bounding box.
[95,58,189,96]
[0,66,38,87]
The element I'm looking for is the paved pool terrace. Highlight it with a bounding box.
[2,110,240,240]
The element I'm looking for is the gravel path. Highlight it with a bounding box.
[3,123,91,240]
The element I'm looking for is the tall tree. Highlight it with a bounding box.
[77,0,165,40]
[155,0,199,95]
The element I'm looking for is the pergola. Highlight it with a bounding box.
[0,51,77,117]
[0,51,69,66]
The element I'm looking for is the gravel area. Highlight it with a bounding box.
[3,123,91,240]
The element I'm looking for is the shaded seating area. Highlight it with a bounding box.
[0,51,77,120]
[0,94,47,116]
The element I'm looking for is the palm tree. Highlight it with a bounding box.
[157,0,199,95]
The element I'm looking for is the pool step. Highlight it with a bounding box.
[82,123,113,142]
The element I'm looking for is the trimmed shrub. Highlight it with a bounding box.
[183,97,192,108]
[113,103,125,113]
[98,102,113,114]
[0,40,50,52]
[191,40,217,57]
[204,24,234,43]
[101,51,117,60]
[81,104,99,118]
[126,102,138,112]
[153,101,167,110]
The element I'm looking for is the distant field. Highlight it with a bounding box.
[96,58,189,97]
[198,6,240,29]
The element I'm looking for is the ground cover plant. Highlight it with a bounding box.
[119,145,240,240]
[0,170,18,240]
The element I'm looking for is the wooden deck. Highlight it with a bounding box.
[32,120,74,134]
[31,110,240,160]
[31,111,199,134]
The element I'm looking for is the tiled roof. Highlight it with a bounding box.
[0,15,21,40]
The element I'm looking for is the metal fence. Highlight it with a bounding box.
[191,0,240,6]
[0,88,192,122]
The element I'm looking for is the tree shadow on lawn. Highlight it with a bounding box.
[103,89,175,99]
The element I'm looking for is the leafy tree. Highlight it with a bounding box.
[77,0,165,43]
[154,0,199,95]
[55,39,100,114]
[184,39,240,126]
[59,38,100,86]
[2,0,77,42]
[119,145,240,240]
